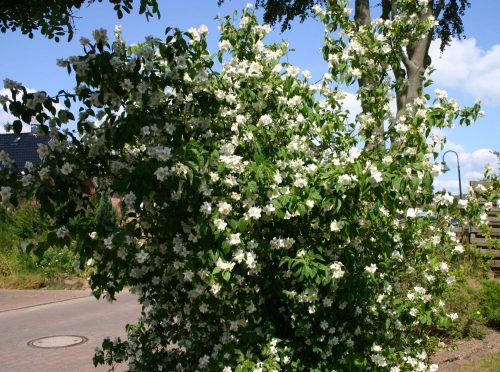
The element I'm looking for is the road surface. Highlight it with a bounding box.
[0,291,140,371]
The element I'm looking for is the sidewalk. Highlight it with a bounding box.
[0,289,91,312]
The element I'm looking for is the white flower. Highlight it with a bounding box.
[37,143,50,159]
[409,307,418,317]
[293,175,307,188]
[209,172,220,182]
[438,192,454,206]
[351,68,362,78]
[338,174,357,185]
[229,233,241,245]
[382,155,393,165]
[183,270,194,282]
[330,220,341,232]
[369,165,383,183]
[214,218,227,231]
[391,250,403,261]
[263,204,276,214]
[56,226,69,239]
[21,174,33,187]
[136,250,149,264]
[188,27,200,42]
[92,28,108,44]
[216,258,235,271]
[406,208,417,218]
[448,312,459,321]
[306,200,315,209]
[247,206,262,220]
[123,192,136,212]
[210,283,221,295]
[438,262,449,272]
[273,171,282,184]
[0,186,12,203]
[198,355,210,368]
[200,202,212,215]
[435,88,448,99]
[198,24,208,36]
[0,150,14,167]
[233,249,245,263]
[312,4,323,14]
[60,162,73,175]
[330,262,345,279]
[218,201,232,215]
[370,354,387,367]
[102,236,114,250]
[348,147,362,162]
[365,264,377,274]
[371,344,382,352]
[258,114,273,127]
[245,251,257,268]
[431,163,444,176]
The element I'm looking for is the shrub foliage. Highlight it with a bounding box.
[0,2,497,371]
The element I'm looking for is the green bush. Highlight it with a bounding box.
[35,247,79,278]
[444,282,488,339]
[1,4,494,371]
[0,203,81,286]
[480,279,500,329]
[443,278,500,340]
[0,203,47,251]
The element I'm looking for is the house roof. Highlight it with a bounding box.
[0,133,50,170]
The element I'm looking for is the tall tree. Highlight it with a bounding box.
[220,0,471,147]
[0,0,159,41]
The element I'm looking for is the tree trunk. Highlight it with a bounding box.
[391,1,434,147]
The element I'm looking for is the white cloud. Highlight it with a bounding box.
[434,140,498,195]
[341,91,362,123]
[430,38,500,106]
[433,179,460,192]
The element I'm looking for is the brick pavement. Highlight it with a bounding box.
[0,291,139,371]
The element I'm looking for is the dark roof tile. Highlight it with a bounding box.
[0,133,50,170]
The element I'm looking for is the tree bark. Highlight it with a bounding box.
[391,1,434,147]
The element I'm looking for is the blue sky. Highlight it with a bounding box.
[0,0,498,194]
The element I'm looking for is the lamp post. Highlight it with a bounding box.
[441,150,463,199]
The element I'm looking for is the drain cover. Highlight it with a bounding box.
[27,335,88,349]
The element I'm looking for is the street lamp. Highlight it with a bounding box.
[441,150,463,199]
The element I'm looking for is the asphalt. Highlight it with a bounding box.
[0,289,141,371]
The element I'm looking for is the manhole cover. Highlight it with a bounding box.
[27,335,88,349]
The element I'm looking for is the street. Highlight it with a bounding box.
[0,291,140,371]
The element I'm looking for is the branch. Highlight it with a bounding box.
[433,0,445,18]
[354,0,371,27]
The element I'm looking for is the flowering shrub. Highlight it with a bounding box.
[0,1,497,371]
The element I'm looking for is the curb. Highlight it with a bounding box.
[0,293,92,314]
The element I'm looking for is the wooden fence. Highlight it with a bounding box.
[467,181,500,275]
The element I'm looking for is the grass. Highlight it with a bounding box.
[453,352,500,372]
[0,273,45,289]
[0,204,84,290]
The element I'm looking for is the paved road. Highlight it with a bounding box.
[0,289,90,312]
[0,291,140,371]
